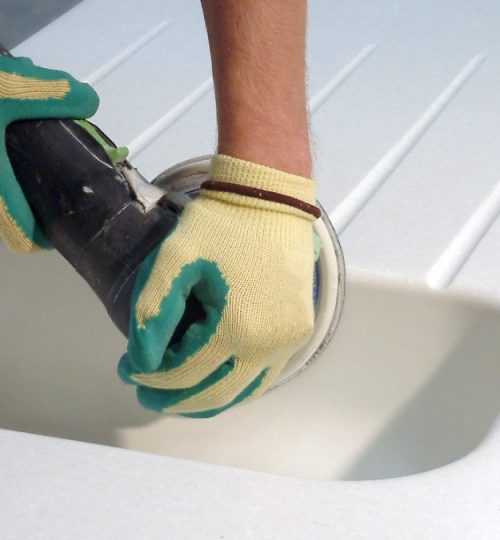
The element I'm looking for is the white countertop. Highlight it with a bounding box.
[4,0,500,537]
[14,0,500,298]
[2,421,500,539]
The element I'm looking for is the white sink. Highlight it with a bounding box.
[1,247,499,481]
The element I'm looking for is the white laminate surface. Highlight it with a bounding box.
[3,1,500,537]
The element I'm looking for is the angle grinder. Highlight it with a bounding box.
[1,46,346,389]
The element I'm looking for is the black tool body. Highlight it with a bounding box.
[1,45,204,341]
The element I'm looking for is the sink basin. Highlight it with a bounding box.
[1,247,499,481]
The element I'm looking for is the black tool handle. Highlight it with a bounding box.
[1,45,204,341]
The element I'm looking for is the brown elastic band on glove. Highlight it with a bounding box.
[201,180,321,219]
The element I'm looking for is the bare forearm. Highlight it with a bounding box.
[201,0,312,177]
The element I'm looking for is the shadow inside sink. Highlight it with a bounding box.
[1,247,500,481]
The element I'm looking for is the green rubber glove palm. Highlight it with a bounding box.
[119,154,320,417]
[0,55,99,252]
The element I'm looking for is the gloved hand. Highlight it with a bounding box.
[0,55,99,252]
[118,154,321,417]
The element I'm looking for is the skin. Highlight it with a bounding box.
[200,0,312,178]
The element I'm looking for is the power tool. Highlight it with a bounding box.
[1,45,346,389]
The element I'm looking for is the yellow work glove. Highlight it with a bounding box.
[118,154,320,417]
[0,55,99,252]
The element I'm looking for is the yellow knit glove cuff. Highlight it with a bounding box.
[210,154,316,204]
[204,154,318,221]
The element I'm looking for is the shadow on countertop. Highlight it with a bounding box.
[0,0,83,48]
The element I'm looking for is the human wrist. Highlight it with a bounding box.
[217,135,312,178]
